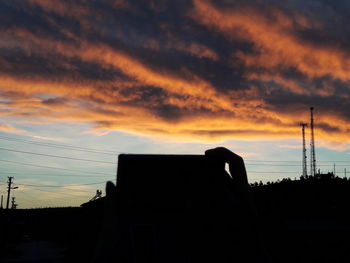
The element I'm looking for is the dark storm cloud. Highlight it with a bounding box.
[263,85,350,119]
[317,123,341,133]
[0,1,80,44]
[0,0,349,142]
[0,47,129,81]
[41,96,68,106]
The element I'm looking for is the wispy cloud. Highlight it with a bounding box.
[0,123,24,134]
[30,135,68,142]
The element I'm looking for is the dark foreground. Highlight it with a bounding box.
[1,177,350,263]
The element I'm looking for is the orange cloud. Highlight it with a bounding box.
[2,74,349,145]
[191,0,350,81]
[1,73,349,147]
[0,0,349,150]
[0,123,24,133]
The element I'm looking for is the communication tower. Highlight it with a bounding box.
[300,123,308,177]
[310,107,317,176]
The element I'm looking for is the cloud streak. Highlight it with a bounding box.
[0,0,349,146]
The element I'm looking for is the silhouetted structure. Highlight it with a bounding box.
[310,107,317,176]
[6,177,18,209]
[11,197,17,209]
[90,190,102,202]
[2,171,350,263]
[300,123,308,177]
[115,154,265,263]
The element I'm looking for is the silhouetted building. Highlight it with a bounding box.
[114,154,264,263]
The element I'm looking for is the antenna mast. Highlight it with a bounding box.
[310,107,317,176]
[300,123,308,177]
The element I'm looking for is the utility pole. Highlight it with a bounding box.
[6,177,18,209]
[334,163,336,177]
[6,177,13,209]
[300,123,308,177]
[0,195,3,209]
[345,168,347,178]
[310,107,317,177]
[11,197,17,209]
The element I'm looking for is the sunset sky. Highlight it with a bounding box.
[0,0,349,208]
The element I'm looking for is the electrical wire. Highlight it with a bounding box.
[245,163,349,167]
[0,133,348,209]
[0,134,118,155]
[0,134,348,163]
[0,159,113,175]
[246,159,350,162]
[0,146,116,164]
[247,171,299,174]
[0,171,114,178]
[18,184,104,193]
[16,180,111,188]
[15,191,44,206]
[24,186,92,197]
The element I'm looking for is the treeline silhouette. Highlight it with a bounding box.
[252,172,350,217]
[1,173,350,262]
[252,173,350,263]
[251,172,345,187]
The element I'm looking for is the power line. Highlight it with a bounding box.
[0,159,113,175]
[16,187,93,210]
[245,163,349,167]
[55,188,99,193]
[0,147,116,164]
[16,180,110,188]
[245,160,301,162]
[17,184,104,193]
[0,168,299,176]
[17,188,90,208]
[0,133,348,164]
[248,170,349,174]
[316,161,350,163]
[247,171,299,174]
[0,171,114,178]
[21,186,93,197]
[246,160,350,163]
[246,163,302,166]
[15,191,44,206]
[0,134,118,155]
